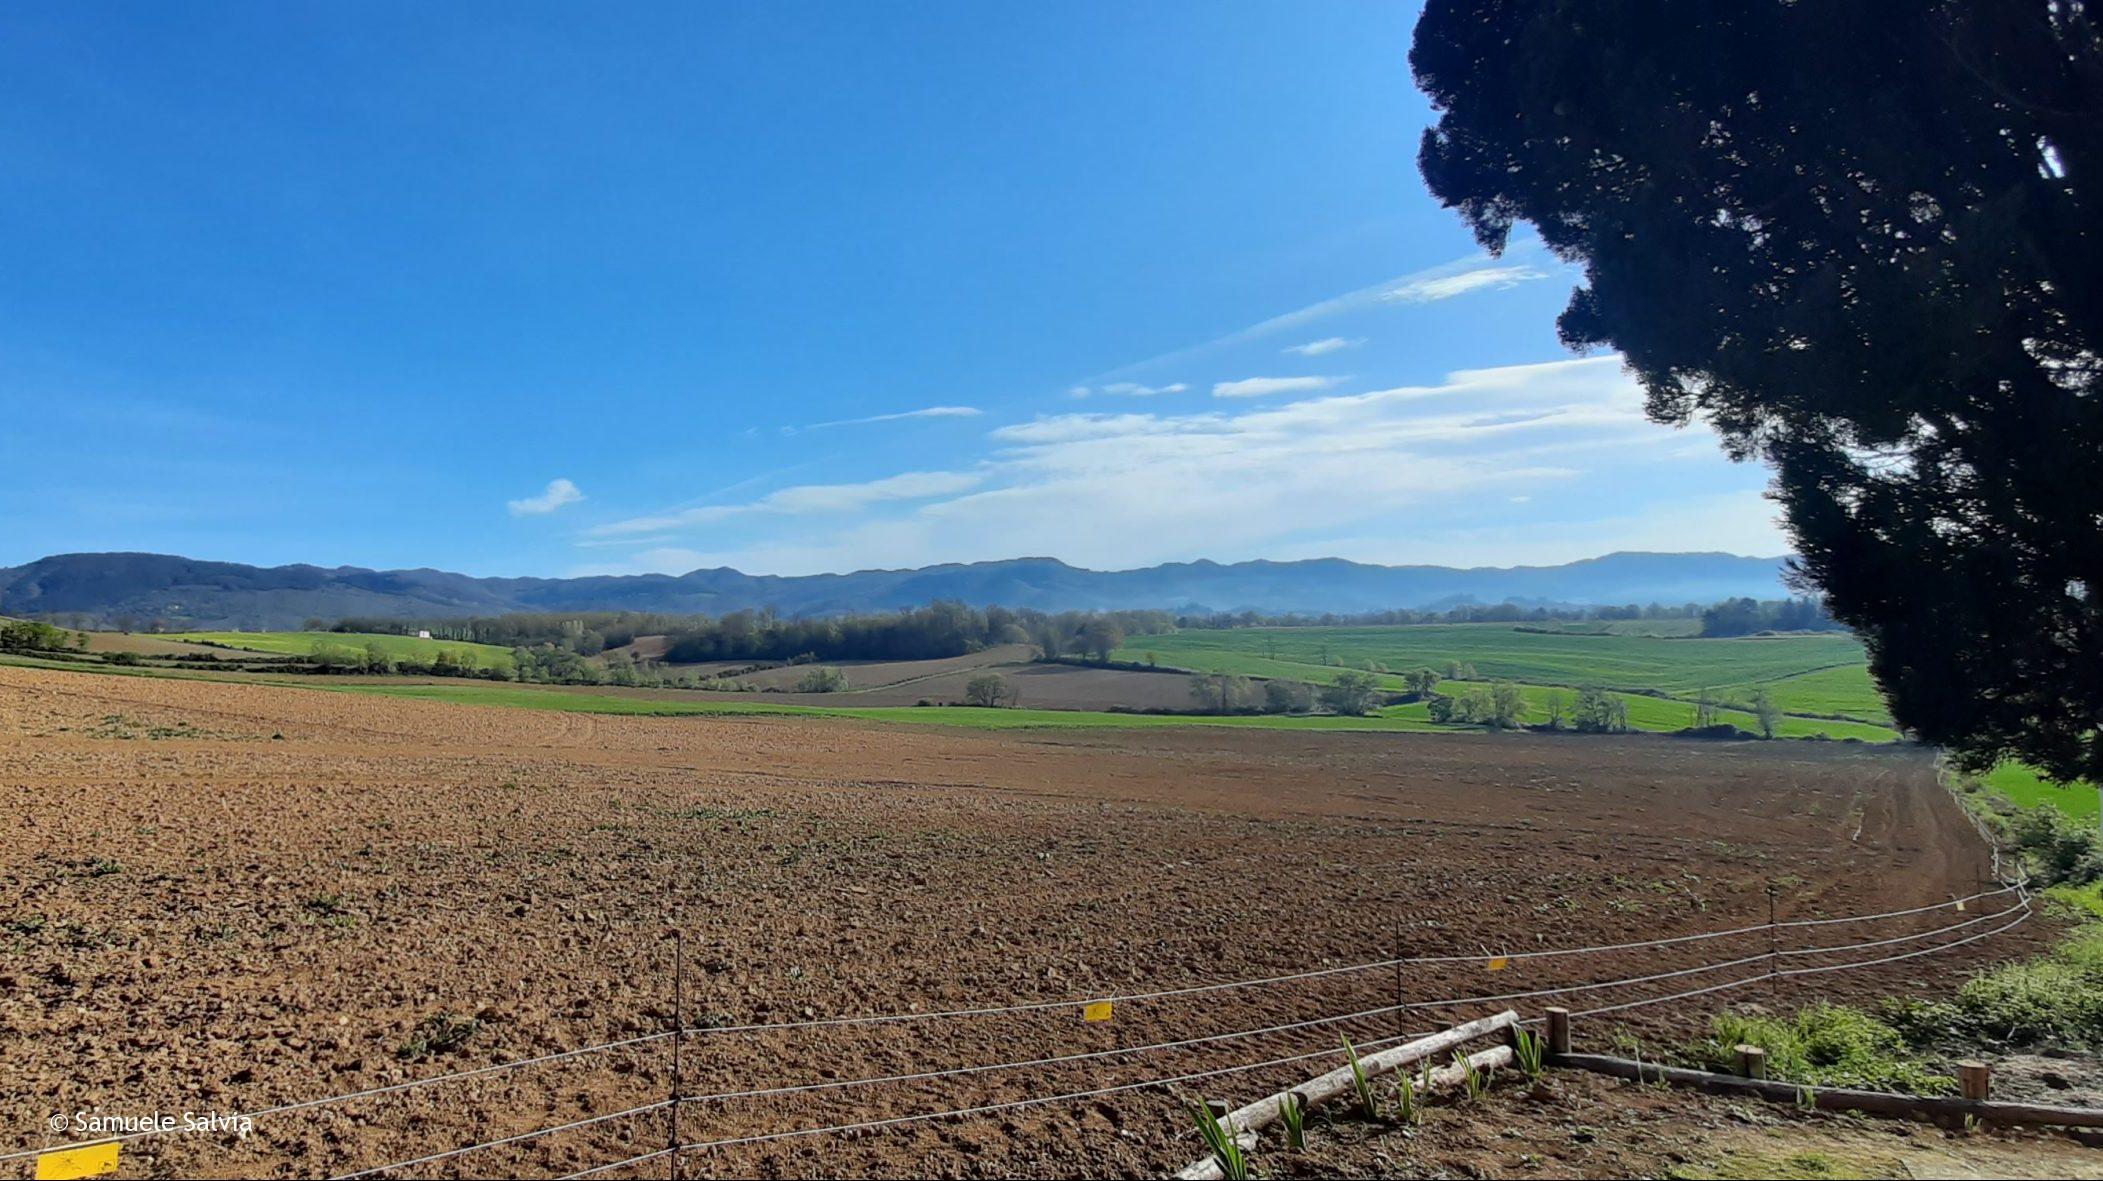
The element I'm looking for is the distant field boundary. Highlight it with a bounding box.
[1,651,1906,742]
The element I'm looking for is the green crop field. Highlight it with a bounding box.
[166,630,515,672]
[1118,624,1887,724]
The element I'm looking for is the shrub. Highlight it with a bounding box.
[1262,679,1313,714]
[963,672,1018,708]
[1319,670,1380,716]
[1190,673,1258,714]
[793,666,848,693]
[1573,686,1630,732]
[2004,805,2103,886]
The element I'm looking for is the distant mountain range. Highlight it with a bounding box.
[0,551,1797,630]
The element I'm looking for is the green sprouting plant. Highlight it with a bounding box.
[1192,1104,1250,1181]
[1455,1049,1491,1101]
[1278,1091,1306,1150]
[396,1012,480,1062]
[1796,1084,1817,1112]
[1343,1037,1379,1119]
[1512,1027,1546,1081]
[1391,1067,1420,1125]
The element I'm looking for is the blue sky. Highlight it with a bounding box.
[0,1,1785,577]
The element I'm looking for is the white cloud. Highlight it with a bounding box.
[790,405,982,433]
[1070,381,1189,399]
[1384,263,1547,304]
[507,478,584,516]
[589,470,982,536]
[593,354,1712,574]
[1212,375,1342,399]
[1284,337,1361,357]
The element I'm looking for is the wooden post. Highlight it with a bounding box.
[667,926,685,1181]
[1960,1061,1991,1102]
[1734,1044,1767,1080]
[1545,1007,1571,1056]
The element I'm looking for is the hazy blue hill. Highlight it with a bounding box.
[0,550,1793,629]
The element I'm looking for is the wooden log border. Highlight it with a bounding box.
[1172,1010,1519,1180]
[1555,1052,2103,1130]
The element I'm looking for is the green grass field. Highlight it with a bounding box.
[1119,624,1887,724]
[1982,762,2100,823]
[166,630,515,672]
[1396,681,1898,742]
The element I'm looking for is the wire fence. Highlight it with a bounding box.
[10,875,2035,1180]
[551,895,2039,1181]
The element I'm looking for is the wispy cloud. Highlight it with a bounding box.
[581,354,1770,576]
[1212,375,1341,399]
[1079,237,1559,383]
[1384,263,1546,304]
[1069,382,1189,399]
[588,470,982,536]
[507,478,584,516]
[788,405,983,434]
[1284,337,1361,357]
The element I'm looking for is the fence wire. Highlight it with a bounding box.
[332,892,2033,1179]
[8,874,2027,1168]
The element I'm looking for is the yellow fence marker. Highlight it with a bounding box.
[1955,899,1966,911]
[1082,1000,1114,1022]
[35,1141,119,1181]
[1486,956,1510,972]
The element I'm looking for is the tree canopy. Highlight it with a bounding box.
[1413,0,2103,782]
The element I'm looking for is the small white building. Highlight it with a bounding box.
[415,630,432,640]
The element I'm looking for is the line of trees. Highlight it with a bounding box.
[330,604,1174,666]
[1698,597,1841,638]
[1186,669,1381,716]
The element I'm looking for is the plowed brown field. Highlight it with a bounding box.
[0,664,2040,1179]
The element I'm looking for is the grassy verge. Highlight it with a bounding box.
[1979,762,2099,823]
[1670,882,2103,1096]
[1879,883,2103,1047]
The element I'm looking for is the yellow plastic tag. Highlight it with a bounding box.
[1082,1000,1114,1022]
[36,1142,119,1181]
[1487,956,1510,972]
[1954,899,1966,911]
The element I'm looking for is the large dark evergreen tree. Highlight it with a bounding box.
[1413,1,2103,785]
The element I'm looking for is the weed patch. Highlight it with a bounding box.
[1688,1004,1952,1094]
